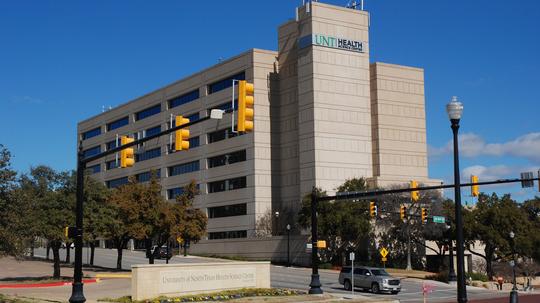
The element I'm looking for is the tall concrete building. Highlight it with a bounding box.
[77,1,438,258]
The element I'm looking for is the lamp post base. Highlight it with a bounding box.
[69,282,86,303]
[509,289,518,303]
[309,274,323,294]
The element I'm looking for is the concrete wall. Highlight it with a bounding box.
[369,62,433,188]
[132,262,270,301]
[190,235,311,266]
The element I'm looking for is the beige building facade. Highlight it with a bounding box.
[77,1,438,257]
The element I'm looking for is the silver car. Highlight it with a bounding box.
[338,266,401,294]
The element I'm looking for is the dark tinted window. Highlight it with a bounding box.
[135,104,161,121]
[106,160,118,170]
[106,138,121,151]
[207,72,245,94]
[208,150,246,168]
[208,230,247,240]
[189,136,200,148]
[106,177,129,188]
[207,100,238,115]
[208,176,246,193]
[107,116,129,131]
[136,170,161,183]
[186,112,200,122]
[167,184,200,200]
[167,187,184,200]
[82,127,101,140]
[168,89,199,109]
[135,147,161,162]
[371,269,389,276]
[229,176,246,190]
[145,125,161,137]
[341,267,351,273]
[83,146,101,159]
[208,203,247,218]
[207,128,241,144]
[86,164,101,174]
[168,160,199,176]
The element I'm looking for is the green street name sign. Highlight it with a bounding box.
[298,34,364,53]
[433,216,446,224]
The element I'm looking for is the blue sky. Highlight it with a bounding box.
[1,0,539,201]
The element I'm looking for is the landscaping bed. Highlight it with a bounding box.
[99,288,304,303]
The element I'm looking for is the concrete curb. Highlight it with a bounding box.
[0,278,98,289]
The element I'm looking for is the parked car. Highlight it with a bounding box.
[338,266,401,294]
[150,245,172,259]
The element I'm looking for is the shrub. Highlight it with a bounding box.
[426,271,449,283]
[466,272,489,282]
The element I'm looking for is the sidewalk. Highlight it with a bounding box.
[0,257,131,303]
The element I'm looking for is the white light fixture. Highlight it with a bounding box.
[446,96,464,120]
[210,109,224,120]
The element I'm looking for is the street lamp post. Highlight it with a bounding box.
[69,144,86,303]
[286,224,291,267]
[446,224,457,282]
[309,188,323,294]
[509,231,518,303]
[446,96,467,303]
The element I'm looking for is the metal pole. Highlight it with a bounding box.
[448,239,457,282]
[309,188,323,294]
[451,119,467,303]
[287,227,290,267]
[69,143,86,303]
[510,236,518,303]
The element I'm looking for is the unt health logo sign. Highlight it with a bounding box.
[298,34,364,53]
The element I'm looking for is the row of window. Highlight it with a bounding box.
[208,203,247,218]
[208,230,247,240]
[81,71,246,141]
[105,173,247,198]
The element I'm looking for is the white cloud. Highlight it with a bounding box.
[429,132,540,164]
[10,95,44,105]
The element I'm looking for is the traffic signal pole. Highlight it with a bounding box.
[69,112,219,303]
[309,175,539,294]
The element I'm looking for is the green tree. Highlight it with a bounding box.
[376,185,442,270]
[170,181,207,256]
[298,183,372,265]
[82,174,112,266]
[468,193,531,277]
[0,145,34,258]
[20,166,74,278]
[520,197,540,260]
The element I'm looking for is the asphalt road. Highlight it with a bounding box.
[32,247,525,303]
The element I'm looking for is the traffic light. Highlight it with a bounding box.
[238,80,254,132]
[400,205,407,221]
[471,175,479,197]
[120,136,135,168]
[175,115,190,151]
[421,207,428,224]
[369,201,377,218]
[410,180,419,202]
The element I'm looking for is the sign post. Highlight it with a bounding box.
[349,252,355,295]
[379,247,389,268]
